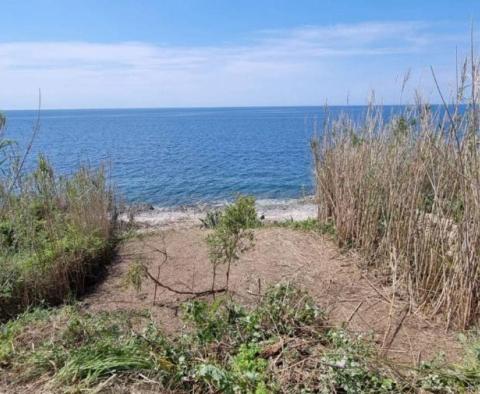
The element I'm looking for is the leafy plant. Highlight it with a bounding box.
[123,259,145,292]
[200,209,223,229]
[319,330,397,393]
[207,195,258,291]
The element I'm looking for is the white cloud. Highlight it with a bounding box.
[0,21,461,109]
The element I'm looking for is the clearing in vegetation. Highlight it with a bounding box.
[2,46,480,393]
[1,197,473,392]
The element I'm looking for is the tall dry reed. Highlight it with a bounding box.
[312,55,480,328]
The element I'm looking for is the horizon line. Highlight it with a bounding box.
[2,102,446,112]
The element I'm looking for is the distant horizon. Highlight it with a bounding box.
[3,102,446,112]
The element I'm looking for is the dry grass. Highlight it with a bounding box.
[312,54,480,328]
[0,135,117,318]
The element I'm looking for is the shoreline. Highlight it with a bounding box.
[120,196,317,229]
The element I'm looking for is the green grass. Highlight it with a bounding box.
[0,155,117,319]
[273,218,336,235]
[1,283,479,393]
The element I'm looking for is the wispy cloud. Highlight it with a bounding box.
[0,21,462,108]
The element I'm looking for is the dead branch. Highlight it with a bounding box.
[382,306,409,355]
[346,300,364,324]
[134,235,226,299]
[142,265,226,297]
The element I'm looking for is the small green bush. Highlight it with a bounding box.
[220,195,260,231]
[207,195,259,290]
[0,112,117,319]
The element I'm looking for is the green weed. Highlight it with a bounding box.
[200,209,223,229]
[274,218,335,235]
[1,283,480,392]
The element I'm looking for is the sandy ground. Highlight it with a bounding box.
[82,226,462,364]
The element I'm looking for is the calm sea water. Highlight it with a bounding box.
[3,106,374,206]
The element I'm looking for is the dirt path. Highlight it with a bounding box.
[81,227,462,364]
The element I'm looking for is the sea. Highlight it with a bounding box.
[3,106,394,220]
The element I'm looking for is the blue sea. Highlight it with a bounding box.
[3,106,373,207]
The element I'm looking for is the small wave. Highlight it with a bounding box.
[120,196,317,228]
[255,197,317,221]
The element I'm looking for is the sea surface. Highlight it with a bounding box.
[3,106,383,207]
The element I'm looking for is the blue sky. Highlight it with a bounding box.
[1,1,479,109]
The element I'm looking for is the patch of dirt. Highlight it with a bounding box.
[81,227,463,364]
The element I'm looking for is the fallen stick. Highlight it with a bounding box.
[382,306,409,355]
[143,265,226,297]
[360,272,392,304]
[346,300,364,324]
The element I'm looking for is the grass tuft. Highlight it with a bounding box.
[274,218,336,235]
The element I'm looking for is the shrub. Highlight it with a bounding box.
[0,119,117,318]
[207,195,259,290]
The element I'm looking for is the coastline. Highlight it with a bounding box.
[120,196,317,228]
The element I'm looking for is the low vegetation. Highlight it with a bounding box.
[1,283,479,393]
[312,58,480,328]
[207,195,259,290]
[200,209,223,229]
[273,218,336,235]
[124,195,259,301]
[0,114,117,319]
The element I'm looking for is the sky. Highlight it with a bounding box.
[0,0,479,109]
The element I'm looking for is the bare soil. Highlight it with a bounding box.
[81,226,462,365]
